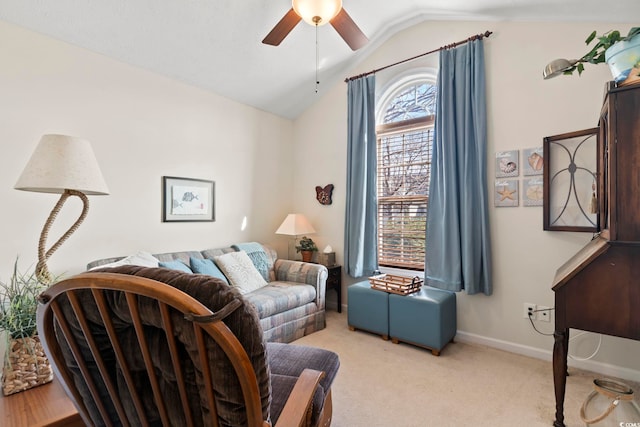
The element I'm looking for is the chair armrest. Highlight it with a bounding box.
[275,369,325,427]
[273,260,328,310]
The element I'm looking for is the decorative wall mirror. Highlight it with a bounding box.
[543,127,599,232]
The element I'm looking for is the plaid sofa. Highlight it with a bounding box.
[87,244,328,343]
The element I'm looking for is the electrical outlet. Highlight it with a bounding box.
[538,306,551,322]
[523,303,536,320]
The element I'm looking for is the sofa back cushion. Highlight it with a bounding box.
[88,244,278,283]
[189,257,229,284]
[214,251,268,295]
[158,259,193,273]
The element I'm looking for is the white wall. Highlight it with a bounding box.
[293,21,640,380]
[0,19,295,278]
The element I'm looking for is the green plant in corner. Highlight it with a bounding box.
[0,258,48,342]
[565,27,640,75]
[295,236,318,253]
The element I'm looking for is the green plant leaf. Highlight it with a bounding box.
[609,30,621,42]
[585,30,596,45]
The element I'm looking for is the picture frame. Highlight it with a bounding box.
[522,147,544,176]
[495,150,519,178]
[523,177,543,207]
[495,179,519,207]
[162,176,215,222]
[543,128,599,232]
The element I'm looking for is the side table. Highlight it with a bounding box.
[0,377,83,426]
[325,265,342,313]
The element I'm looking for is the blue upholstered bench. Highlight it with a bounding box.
[388,287,456,356]
[347,280,389,340]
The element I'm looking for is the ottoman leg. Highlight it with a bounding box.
[349,325,389,341]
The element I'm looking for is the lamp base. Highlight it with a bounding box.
[37,189,89,284]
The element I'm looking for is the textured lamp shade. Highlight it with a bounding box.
[292,0,342,26]
[276,213,316,236]
[15,134,109,195]
[15,134,109,284]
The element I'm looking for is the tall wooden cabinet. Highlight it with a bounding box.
[552,82,640,427]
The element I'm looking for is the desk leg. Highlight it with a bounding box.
[553,328,569,427]
[337,283,342,313]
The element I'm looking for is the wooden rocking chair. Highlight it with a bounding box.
[36,266,339,426]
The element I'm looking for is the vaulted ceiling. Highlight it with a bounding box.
[0,1,637,118]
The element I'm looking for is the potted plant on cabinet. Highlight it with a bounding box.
[544,27,640,85]
[0,259,53,395]
[296,236,318,263]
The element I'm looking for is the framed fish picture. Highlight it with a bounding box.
[162,176,215,222]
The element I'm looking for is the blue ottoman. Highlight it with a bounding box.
[347,280,389,340]
[388,287,456,355]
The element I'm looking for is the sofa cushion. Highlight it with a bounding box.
[244,282,316,319]
[158,259,193,273]
[189,257,229,284]
[214,251,268,295]
[267,342,339,403]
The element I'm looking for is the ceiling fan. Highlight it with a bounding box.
[262,0,368,51]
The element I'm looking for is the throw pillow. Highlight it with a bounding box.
[214,251,268,295]
[189,257,229,284]
[89,251,159,270]
[158,260,193,273]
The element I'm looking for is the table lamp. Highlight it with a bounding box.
[275,213,316,260]
[15,134,109,284]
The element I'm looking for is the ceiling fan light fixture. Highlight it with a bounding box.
[292,0,342,26]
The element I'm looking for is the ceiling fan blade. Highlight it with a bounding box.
[262,8,302,46]
[330,8,368,51]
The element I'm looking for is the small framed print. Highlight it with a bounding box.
[523,177,543,206]
[495,150,519,178]
[495,179,519,207]
[523,147,544,176]
[162,176,215,222]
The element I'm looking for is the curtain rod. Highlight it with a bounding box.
[344,30,493,83]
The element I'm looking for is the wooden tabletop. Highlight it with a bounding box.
[0,377,83,426]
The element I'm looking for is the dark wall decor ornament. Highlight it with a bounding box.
[315,184,334,205]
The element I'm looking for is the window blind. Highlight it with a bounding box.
[376,125,433,269]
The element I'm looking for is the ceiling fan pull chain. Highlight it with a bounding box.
[315,21,319,93]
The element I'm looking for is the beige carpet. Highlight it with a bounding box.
[295,311,639,427]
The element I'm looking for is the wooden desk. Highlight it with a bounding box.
[550,82,640,427]
[0,378,83,426]
[552,238,640,427]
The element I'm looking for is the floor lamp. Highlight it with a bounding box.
[275,213,316,260]
[15,134,109,284]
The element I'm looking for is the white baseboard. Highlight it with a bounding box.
[456,330,640,383]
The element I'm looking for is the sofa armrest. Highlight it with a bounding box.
[274,260,328,309]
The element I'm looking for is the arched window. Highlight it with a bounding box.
[376,74,436,270]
